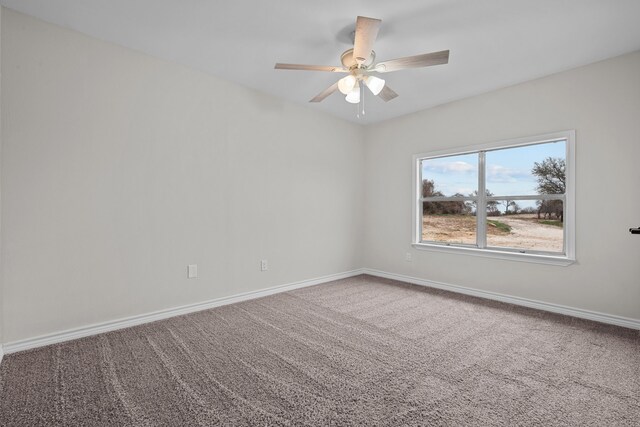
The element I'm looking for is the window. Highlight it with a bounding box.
[412,131,575,265]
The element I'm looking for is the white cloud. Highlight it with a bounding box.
[424,161,476,174]
[486,164,530,183]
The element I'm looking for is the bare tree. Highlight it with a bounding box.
[468,189,498,214]
[537,200,563,221]
[422,180,466,215]
[422,179,444,198]
[532,157,566,222]
[532,157,565,194]
[500,199,517,215]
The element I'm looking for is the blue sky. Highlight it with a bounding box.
[421,140,566,209]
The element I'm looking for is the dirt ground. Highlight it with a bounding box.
[422,214,563,252]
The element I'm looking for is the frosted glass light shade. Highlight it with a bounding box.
[338,75,357,95]
[365,76,385,95]
[345,87,360,104]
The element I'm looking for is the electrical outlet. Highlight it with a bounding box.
[260,260,268,271]
[187,264,198,278]
[405,252,413,262]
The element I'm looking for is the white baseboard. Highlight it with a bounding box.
[3,267,636,356]
[2,269,365,355]
[363,269,640,330]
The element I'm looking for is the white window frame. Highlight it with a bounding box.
[412,130,576,266]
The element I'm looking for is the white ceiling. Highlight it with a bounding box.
[2,0,640,124]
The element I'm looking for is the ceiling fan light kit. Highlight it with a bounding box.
[275,16,450,115]
[364,75,385,96]
[345,86,361,104]
[338,75,357,95]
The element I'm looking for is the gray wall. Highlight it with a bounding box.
[1,8,639,345]
[0,5,3,349]
[363,51,640,319]
[1,9,364,343]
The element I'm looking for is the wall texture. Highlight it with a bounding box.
[1,8,639,346]
[0,5,3,350]
[364,51,640,320]
[1,9,364,343]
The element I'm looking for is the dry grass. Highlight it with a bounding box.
[422,214,563,252]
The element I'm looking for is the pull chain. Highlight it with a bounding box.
[355,80,365,119]
[361,81,365,116]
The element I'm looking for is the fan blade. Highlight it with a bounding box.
[375,50,449,73]
[378,85,398,102]
[275,63,348,72]
[309,82,339,103]
[353,16,381,65]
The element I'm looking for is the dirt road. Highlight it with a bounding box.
[487,216,562,252]
[423,215,563,252]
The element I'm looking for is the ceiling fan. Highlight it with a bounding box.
[274,16,450,106]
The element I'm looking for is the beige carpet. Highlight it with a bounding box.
[0,275,638,426]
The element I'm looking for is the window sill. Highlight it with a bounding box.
[411,243,575,266]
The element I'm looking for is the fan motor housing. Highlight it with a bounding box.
[341,48,376,69]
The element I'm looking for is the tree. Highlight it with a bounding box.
[422,180,442,214]
[468,189,498,215]
[422,180,467,215]
[500,199,517,215]
[422,179,442,198]
[532,157,566,222]
[537,199,563,221]
[532,157,565,194]
[440,193,468,215]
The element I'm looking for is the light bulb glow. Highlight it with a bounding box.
[345,87,360,104]
[338,75,357,95]
[365,76,385,95]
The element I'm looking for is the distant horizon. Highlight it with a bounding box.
[421,140,566,210]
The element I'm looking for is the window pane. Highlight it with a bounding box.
[421,153,478,197]
[422,202,476,245]
[485,140,566,197]
[486,199,563,253]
